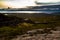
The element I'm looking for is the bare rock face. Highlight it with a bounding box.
[11,29,60,40]
[55,27,60,31]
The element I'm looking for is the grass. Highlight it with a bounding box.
[0,14,60,40]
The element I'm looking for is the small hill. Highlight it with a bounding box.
[0,13,24,26]
[0,13,35,27]
[4,13,51,18]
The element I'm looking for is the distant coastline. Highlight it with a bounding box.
[0,4,60,14]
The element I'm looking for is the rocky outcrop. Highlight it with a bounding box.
[0,13,35,27]
[0,13,24,26]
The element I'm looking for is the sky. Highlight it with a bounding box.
[37,0,60,3]
[0,0,60,8]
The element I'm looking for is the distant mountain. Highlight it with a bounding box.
[32,5,60,9]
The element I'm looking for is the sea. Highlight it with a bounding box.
[0,10,60,14]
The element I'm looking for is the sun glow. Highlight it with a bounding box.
[0,2,8,8]
[0,0,36,8]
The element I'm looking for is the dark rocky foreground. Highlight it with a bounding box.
[0,13,60,40]
[0,13,35,27]
[11,28,60,40]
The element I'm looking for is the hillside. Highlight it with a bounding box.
[0,13,60,40]
[3,13,52,18]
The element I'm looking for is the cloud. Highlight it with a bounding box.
[38,0,60,3]
[0,0,36,8]
[0,0,24,1]
[0,0,14,1]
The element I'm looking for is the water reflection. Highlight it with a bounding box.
[0,11,59,13]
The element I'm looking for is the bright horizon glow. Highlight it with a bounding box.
[0,0,36,8]
[0,0,60,8]
[6,0,36,8]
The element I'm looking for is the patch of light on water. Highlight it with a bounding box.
[0,10,60,14]
[0,11,43,13]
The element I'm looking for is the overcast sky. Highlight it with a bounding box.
[1,0,60,2]
[0,0,60,8]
